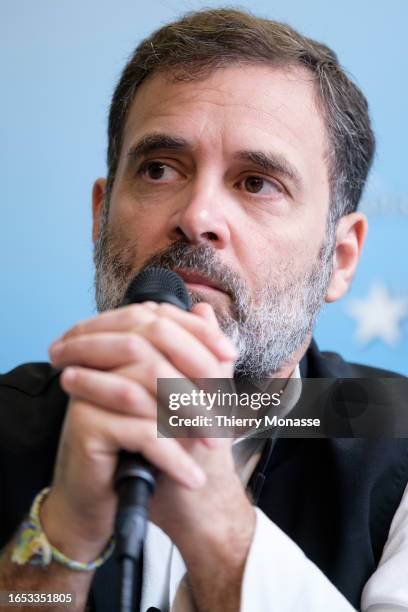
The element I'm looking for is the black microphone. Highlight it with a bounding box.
[114,267,191,612]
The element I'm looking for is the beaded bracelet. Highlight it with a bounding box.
[11,487,115,571]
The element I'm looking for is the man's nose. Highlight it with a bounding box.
[169,186,231,248]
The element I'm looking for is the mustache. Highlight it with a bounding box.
[140,240,249,319]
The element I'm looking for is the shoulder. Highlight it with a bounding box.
[0,362,68,451]
[324,352,405,379]
[305,340,406,379]
[0,363,68,548]
[0,362,62,396]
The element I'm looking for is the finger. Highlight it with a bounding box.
[63,368,211,451]
[136,316,233,378]
[60,367,157,418]
[56,304,158,341]
[82,405,207,489]
[125,423,207,489]
[52,321,234,377]
[191,302,220,327]
[52,330,196,391]
[53,303,237,362]
[153,303,237,360]
[50,332,157,369]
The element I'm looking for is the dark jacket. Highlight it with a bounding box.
[0,342,407,610]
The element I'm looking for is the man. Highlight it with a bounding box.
[0,8,407,611]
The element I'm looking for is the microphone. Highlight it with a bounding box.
[114,267,191,612]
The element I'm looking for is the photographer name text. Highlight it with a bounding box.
[167,415,321,429]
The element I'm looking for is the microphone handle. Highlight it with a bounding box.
[113,267,191,611]
[114,451,156,561]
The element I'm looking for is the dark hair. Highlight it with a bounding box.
[106,8,375,222]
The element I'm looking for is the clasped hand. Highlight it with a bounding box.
[45,301,255,568]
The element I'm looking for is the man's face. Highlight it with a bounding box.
[94,64,335,377]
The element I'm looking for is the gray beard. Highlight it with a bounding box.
[94,203,335,378]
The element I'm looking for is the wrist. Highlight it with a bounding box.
[180,497,256,576]
[40,490,113,564]
[179,502,255,612]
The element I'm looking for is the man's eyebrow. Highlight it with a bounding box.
[126,134,302,189]
[237,151,302,190]
[127,133,190,162]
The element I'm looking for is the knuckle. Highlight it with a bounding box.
[123,335,141,360]
[124,305,143,327]
[157,303,176,316]
[80,436,100,461]
[143,360,160,381]
[69,405,112,457]
[118,383,139,410]
[148,317,169,338]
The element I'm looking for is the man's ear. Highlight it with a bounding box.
[325,212,368,303]
[92,178,107,244]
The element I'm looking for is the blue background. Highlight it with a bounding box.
[1,0,407,374]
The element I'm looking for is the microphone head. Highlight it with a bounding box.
[123,266,191,311]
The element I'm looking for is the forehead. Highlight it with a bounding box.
[120,63,329,185]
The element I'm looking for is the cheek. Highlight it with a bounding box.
[109,185,167,238]
[234,218,306,263]
[122,216,167,258]
[105,205,162,272]
[236,218,325,288]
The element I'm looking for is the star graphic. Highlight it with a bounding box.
[346,283,408,347]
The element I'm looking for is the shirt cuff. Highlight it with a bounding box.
[241,507,355,611]
[171,574,197,612]
[361,482,408,611]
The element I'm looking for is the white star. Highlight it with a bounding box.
[346,283,408,347]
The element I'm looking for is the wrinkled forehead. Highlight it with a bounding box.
[125,64,328,148]
[115,64,331,211]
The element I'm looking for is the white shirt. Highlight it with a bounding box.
[141,370,408,611]
[140,490,408,611]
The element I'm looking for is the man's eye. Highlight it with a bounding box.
[140,161,179,181]
[242,176,282,195]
